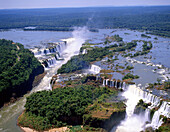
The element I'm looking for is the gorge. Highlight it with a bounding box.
[0,26,169,132]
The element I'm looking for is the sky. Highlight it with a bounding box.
[1,0,170,9]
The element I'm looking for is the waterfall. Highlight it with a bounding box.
[114,84,170,132]
[45,57,58,67]
[122,82,126,90]
[103,79,106,86]
[149,101,170,129]
[115,85,149,132]
[106,79,109,86]
[89,64,101,74]
[82,49,87,54]
[101,78,126,90]
[31,42,67,68]
[30,41,67,57]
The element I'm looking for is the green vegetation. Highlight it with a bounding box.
[0,6,170,37]
[126,65,134,70]
[112,35,123,42]
[104,35,123,44]
[124,33,130,35]
[18,83,120,131]
[135,99,151,112]
[142,41,152,51]
[164,81,170,89]
[132,41,153,57]
[0,39,44,107]
[113,41,137,52]
[122,73,139,80]
[150,108,156,120]
[141,34,151,38]
[147,81,170,91]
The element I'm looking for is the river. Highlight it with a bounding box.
[0,27,89,132]
[0,28,169,132]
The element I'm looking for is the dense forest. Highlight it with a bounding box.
[0,6,170,37]
[18,77,125,131]
[0,39,44,107]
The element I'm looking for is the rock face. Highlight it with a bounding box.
[0,65,44,107]
[83,111,126,131]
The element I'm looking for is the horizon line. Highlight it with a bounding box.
[0,5,170,10]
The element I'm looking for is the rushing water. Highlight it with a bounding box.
[0,28,170,132]
[113,84,170,132]
[0,27,89,132]
[114,85,149,132]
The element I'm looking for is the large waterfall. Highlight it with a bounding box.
[30,41,67,68]
[31,41,67,56]
[114,84,170,132]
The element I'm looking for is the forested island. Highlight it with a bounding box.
[0,39,44,107]
[18,76,126,131]
[0,6,170,37]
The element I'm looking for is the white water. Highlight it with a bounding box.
[102,78,125,89]
[82,49,87,54]
[0,27,89,132]
[89,64,101,74]
[32,41,66,56]
[115,85,149,132]
[114,84,170,132]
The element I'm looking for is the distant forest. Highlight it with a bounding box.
[0,6,170,37]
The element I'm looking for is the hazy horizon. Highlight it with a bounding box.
[1,5,170,10]
[1,0,170,9]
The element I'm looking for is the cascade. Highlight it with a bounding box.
[106,79,109,86]
[122,82,126,90]
[31,42,67,68]
[89,64,101,74]
[101,78,126,89]
[103,79,106,86]
[46,57,58,67]
[114,84,170,132]
[115,85,149,132]
[149,101,170,129]
[82,49,87,54]
[31,41,67,57]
